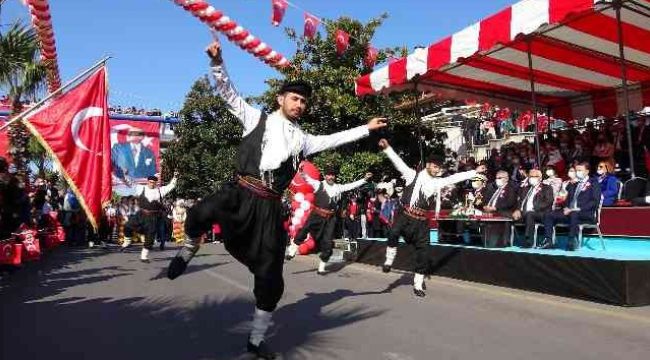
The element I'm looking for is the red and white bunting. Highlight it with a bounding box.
[24,0,61,92]
[364,45,379,69]
[335,29,350,56]
[271,0,288,27]
[304,12,320,39]
[171,0,290,69]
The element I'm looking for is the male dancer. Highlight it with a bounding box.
[286,166,372,275]
[120,174,177,262]
[378,139,485,297]
[167,38,387,358]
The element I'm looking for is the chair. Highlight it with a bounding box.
[551,196,605,250]
[616,180,624,200]
[532,219,557,248]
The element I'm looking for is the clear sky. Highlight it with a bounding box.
[0,0,514,111]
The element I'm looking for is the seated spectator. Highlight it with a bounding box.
[592,133,615,167]
[596,161,619,206]
[541,162,601,251]
[482,170,518,247]
[543,165,563,197]
[631,178,650,206]
[512,169,554,247]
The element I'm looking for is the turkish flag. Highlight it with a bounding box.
[335,29,350,56]
[22,67,111,229]
[364,45,378,68]
[271,0,288,26]
[304,12,320,39]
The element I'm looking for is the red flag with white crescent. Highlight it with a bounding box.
[364,45,378,68]
[271,0,288,26]
[22,67,111,229]
[335,29,350,56]
[304,12,320,39]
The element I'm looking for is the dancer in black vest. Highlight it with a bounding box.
[166,38,387,359]
[286,166,372,274]
[120,174,177,262]
[378,139,486,297]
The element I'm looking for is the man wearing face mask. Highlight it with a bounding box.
[542,162,601,251]
[482,170,519,247]
[378,139,486,297]
[286,167,372,275]
[512,169,554,248]
[543,166,562,197]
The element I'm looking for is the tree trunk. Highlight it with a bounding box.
[7,98,31,183]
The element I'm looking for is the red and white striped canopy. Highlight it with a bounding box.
[356,0,650,120]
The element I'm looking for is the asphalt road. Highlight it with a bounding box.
[2,243,650,360]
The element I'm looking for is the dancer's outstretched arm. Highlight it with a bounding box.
[302,117,387,156]
[160,173,179,197]
[378,139,416,185]
[207,40,261,136]
[336,173,373,194]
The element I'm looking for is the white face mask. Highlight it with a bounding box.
[545,170,554,177]
[576,170,587,180]
[568,172,576,180]
[496,179,507,187]
[471,181,482,189]
[529,178,540,186]
[597,169,606,175]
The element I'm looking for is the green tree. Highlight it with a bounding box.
[254,15,446,181]
[161,76,241,199]
[0,21,47,178]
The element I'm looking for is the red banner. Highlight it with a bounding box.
[271,0,288,26]
[22,67,111,229]
[335,29,350,56]
[304,12,320,39]
[110,120,161,196]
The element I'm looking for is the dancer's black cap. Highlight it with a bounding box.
[279,80,312,98]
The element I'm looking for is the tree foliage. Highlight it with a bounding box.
[254,15,446,181]
[0,22,47,178]
[161,76,241,199]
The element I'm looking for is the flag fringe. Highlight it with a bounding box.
[20,119,102,230]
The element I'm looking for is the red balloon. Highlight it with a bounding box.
[289,161,321,193]
[298,235,316,255]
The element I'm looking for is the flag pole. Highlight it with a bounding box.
[0,56,111,131]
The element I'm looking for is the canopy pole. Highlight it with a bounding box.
[526,39,542,168]
[615,1,637,178]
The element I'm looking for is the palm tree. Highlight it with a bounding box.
[0,21,47,178]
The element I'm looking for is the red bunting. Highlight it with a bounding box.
[304,12,320,39]
[335,29,350,56]
[364,45,378,68]
[271,0,288,26]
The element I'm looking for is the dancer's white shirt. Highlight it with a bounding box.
[133,178,177,203]
[212,64,369,172]
[383,146,477,207]
[302,173,367,204]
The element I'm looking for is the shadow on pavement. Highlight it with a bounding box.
[1,246,389,359]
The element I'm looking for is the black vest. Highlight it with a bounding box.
[400,173,436,210]
[314,183,337,210]
[138,188,163,211]
[237,113,302,193]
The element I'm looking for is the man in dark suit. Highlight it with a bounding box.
[482,170,518,247]
[483,170,518,216]
[111,128,157,181]
[512,169,554,247]
[542,162,602,250]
